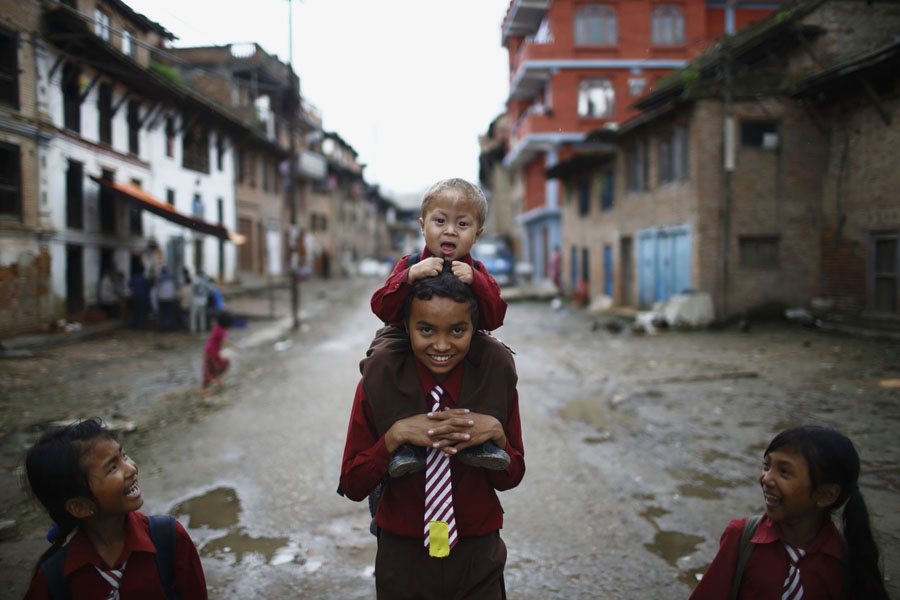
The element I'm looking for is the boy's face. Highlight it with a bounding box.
[419,192,483,262]
[407,295,474,381]
[82,437,143,516]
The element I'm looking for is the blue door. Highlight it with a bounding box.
[603,245,613,296]
[637,225,691,307]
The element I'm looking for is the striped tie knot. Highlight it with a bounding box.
[95,560,127,600]
[423,384,456,556]
[782,543,806,600]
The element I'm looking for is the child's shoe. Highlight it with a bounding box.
[455,440,510,470]
[388,443,426,478]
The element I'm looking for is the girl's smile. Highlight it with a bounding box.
[82,437,143,515]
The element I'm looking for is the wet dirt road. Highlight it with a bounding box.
[1,278,898,598]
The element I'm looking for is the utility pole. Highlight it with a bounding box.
[287,0,300,330]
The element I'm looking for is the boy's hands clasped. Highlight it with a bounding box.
[407,257,474,285]
[385,409,505,456]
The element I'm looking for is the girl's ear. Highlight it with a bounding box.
[65,497,96,519]
[814,483,840,508]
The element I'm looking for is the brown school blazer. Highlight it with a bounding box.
[360,326,516,437]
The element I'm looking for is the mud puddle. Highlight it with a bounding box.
[170,486,297,566]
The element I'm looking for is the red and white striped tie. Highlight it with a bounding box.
[423,384,457,556]
[782,543,806,600]
[95,560,127,600]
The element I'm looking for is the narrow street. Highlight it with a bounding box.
[1,276,898,598]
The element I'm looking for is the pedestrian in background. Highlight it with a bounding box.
[178,267,193,330]
[689,425,890,600]
[98,269,119,319]
[128,262,150,330]
[22,418,207,599]
[155,266,177,331]
[201,311,240,396]
[189,271,211,333]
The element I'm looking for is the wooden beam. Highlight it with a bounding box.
[138,102,161,128]
[77,73,102,105]
[48,55,66,80]
[111,89,131,116]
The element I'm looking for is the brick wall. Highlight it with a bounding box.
[0,245,56,337]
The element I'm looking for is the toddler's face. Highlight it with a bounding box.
[419,192,483,262]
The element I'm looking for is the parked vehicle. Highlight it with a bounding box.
[472,238,516,286]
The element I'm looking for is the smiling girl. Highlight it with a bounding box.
[689,425,890,600]
[23,418,207,599]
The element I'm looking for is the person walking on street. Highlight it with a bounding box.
[190,272,211,333]
[155,266,178,331]
[128,263,150,330]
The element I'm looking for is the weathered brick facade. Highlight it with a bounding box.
[557,0,900,320]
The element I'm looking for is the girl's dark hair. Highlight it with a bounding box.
[766,425,889,600]
[401,261,479,328]
[24,418,116,569]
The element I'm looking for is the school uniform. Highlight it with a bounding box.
[203,323,229,387]
[25,511,207,599]
[370,248,507,330]
[689,513,844,600]
[340,359,525,599]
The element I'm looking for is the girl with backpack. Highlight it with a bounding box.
[689,425,890,600]
[23,418,207,599]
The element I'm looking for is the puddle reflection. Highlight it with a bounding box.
[667,468,743,499]
[644,530,706,568]
[171,486,296,566]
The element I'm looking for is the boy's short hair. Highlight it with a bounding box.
[421,178,487,228]
[401,261,480,329]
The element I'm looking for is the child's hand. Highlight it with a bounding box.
[407,256,444,284]
[428,411,506,454]
[451,261,474,284]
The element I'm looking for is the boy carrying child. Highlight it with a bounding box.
[367,178,512,475]
[340,263,525,599]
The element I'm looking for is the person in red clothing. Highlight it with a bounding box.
[23,418,207,599]
[368,177,511,478]
[689,425,889,600]
[202,311,240,396]
[341,265,525,599]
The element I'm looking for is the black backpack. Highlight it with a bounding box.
[40,515,178,600]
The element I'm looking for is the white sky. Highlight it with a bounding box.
[124,0,512,199]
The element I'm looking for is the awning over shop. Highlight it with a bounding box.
[90,176,245,244]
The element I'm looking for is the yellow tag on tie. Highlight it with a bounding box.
[428,521,450,557]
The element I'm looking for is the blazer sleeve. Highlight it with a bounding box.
[470,258,507,331]
[370,256,414,325]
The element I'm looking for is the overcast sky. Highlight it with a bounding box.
[124,0,511,200]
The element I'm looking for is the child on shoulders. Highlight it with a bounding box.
[23,418,207,599]
[366,178,511,477]
[341,263,525,598]
[690,425,890,600]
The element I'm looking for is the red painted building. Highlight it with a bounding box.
[500,0,784,279]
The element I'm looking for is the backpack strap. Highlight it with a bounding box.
[147,515,179,600]
[40,546,71,600]
[730,515,761,600]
